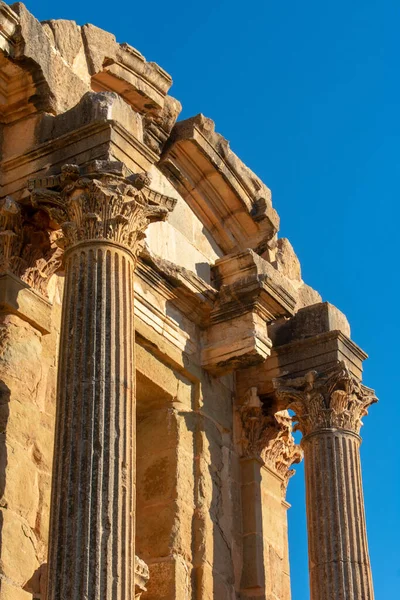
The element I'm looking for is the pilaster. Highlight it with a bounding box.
[237,388,301,600]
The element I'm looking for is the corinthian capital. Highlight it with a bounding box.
[30,162,176,260]
[272,361,377,438]
[238,388,302,494]
[0,196,62,297]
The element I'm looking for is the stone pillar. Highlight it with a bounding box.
[273,362,377,600]
[35,163,171,600]
[238,388,302,600]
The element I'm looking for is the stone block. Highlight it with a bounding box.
[145,556,191,600]
[241,480,262,536]
[0,274,51,334]
[0,508,39,587]
[275,237,302,282]
[11,3,89,114]
[0,580,32,600]
[201,312,272,375]
[0,315,43,405]
[5,401,54,472]
[241,533,265,589]
[43,19,90,83]
[237,330,367,397]
[1,439,39,527]
[136,500,192,560]
[199,377,233,432]
[137,449,177,506]
[81,23,118,74]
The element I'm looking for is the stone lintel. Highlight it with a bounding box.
[237,330,367,398]
[1,97,160,200]
[0,272,51,334]
[159,114,280,255]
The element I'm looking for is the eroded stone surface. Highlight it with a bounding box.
[0,5,376,600]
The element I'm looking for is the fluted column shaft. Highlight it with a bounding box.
[302,429,373,600]
[38,163,173,600]
[47,242,136,600]
[273,362,377,600]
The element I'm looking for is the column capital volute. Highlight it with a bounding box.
[238,387,302,495]
[29,160,177,262]
[272,361,377,438]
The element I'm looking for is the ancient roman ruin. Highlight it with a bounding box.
[0,3,377,599]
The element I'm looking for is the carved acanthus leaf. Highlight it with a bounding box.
[272,362,377,437]
[30,163,176,261]
[238,387,302,494]
[0,196,62,298]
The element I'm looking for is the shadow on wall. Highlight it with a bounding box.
[0,378,10,599]
[183,376,258,599]
[195,262,211,283]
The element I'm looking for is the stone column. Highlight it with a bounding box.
[35,163,170,600]
[273,362,377,600]
[238,388,302,600]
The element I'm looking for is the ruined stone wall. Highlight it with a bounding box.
[0,4,376,600]
[0,279,62,599]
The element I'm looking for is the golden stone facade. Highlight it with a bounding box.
[0,3,376,600]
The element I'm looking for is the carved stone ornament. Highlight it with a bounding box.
[30,162,177,261]
[0,195,63,297]
[272,361,378,438]
[238,387,302,493]
[135,555,150,599]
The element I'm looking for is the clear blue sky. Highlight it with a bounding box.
[22,1,399,597]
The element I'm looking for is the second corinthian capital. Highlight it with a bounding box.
[273,361,377,438]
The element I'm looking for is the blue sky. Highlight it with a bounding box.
[22,0,399,597]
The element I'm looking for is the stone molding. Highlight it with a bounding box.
[202,249,296,374]
[272,361,377,438]
[159,114,279,256]
[238,387,302,494]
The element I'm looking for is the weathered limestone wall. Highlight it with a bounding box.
[260,469,291,600]
[0,279,62,599]
[146,167,223,284]
[135,337,241,600]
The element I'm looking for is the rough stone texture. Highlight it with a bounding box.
[43,19,90,84]
[274,238,301,282]
[11,3,90,114]
[0,5,376,600]
[0,283,62,599]
[303,430,374,600]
